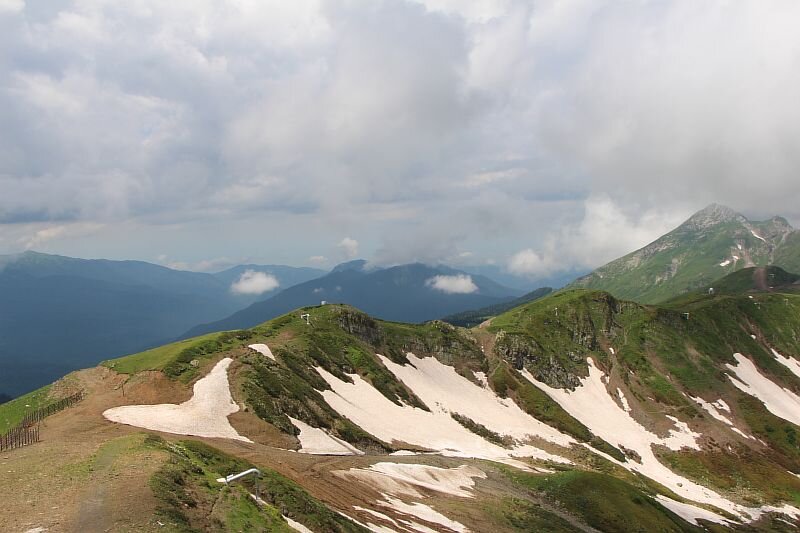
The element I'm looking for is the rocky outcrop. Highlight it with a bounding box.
[494,332,583,389]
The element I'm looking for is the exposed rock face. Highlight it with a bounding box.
[682,203,742,231]
[494,332,583,389]
[337,308,384,346]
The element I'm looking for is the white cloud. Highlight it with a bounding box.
[20,226,67,250]
[230,270,280,295]
[308,255,328,265]
[508,196,689,276]
[426,274,478,294]
[337,237,359,260]
[17,222,104,250]
[0,0,24,14]
[508,248,556,277]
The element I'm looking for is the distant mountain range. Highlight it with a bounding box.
[571,204,800,303]
[457,264,584,292]
[0,252,323,398]
[183,261,523,337]
[440,287,554,327]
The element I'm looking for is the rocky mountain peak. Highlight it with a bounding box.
[683,203,742,230]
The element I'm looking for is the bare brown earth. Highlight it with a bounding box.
[0,357,569,533]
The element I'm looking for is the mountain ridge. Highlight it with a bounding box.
[570,204,800,303]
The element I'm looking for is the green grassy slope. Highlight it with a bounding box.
[441,287,553,327]
[570,204,800,304]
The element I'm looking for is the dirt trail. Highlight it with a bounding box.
[753,267,769,291]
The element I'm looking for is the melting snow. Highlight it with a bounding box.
[315,354,573,467]
[690,397,755,440]
[335,463,485,499]
[519,359,770,519]
[655,495,731,526]
[379,496,468,532]
[248,343,275,361]
[473,371,489,388]
[288,416,364,455]
[726,353,800,426]
[750,230,767,243]
[692,397,733,425]
[338,463,480,533]
[617,388,631,412]
[713,399,731,412]
[771,348,800,380]
[719,260,731,267]
[379,354,574,447]
[103,358,251,442]
[285,516,314,533]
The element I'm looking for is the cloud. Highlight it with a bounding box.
[508,248,556,277]
[20,226,67,250]
[1,1,799,267]
[230,270,280,295]
[0,0,24,14]
[308,255,328,265]
[164,257,238,273]
[17,222,104,250]
[508,196,689,276]
[337,237,359,260]
[426,274,478,294]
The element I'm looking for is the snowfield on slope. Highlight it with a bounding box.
[726,353,800,426]
[379,353,574,447]
[519,358,797,521]
[771,348,800,380]
[103,358,251,442]
[248,343,275,360]
[314,354,573,467]
[335,463,486,499]
[655,495,731,526]
[288,416,364,455]
[337,463,483,533]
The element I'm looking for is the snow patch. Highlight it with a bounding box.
[285,516,314,533]
[655,495,731,526]
[473,371,489,388]
[719,260,731,267]
[713,399,731,412]
[518,359,763,518]
[248,343,275,361]
[771,348,800,380]
[726,353,800,426]
[314,354,573,467]
[378,496,468,532]
[335,463,485,499]
[691,397,733,425]
[103,358,250,442]
[617,388,631,412]
[379,354,574,447]
[750,230,767,243]
[288,416,364,455]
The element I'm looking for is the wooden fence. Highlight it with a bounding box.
[0,425,39,451]
[0,390,84,452]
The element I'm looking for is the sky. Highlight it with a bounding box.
[1,0,799,279]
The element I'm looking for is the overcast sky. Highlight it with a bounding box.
[1,0,799,277]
